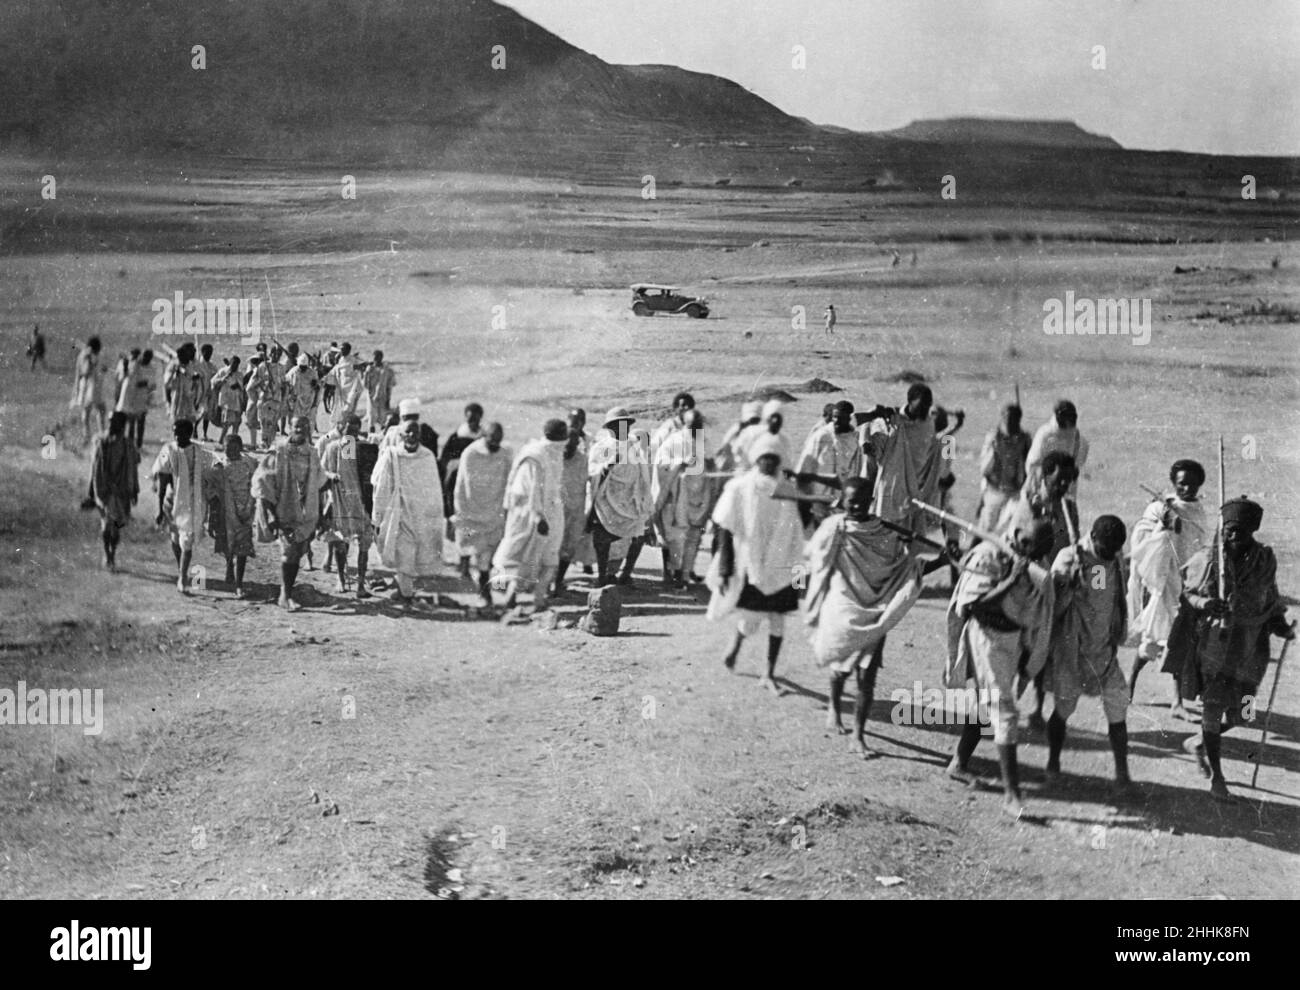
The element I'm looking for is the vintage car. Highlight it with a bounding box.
[630,283,709,318]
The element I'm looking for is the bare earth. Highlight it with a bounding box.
[1,168,1297,899]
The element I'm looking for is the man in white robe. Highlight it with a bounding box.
[653,407,713,588]
[370,419,445,603]
[734,399,793,474]
[1025,399,1089,499]
[152,418,214,594]
[74,336,109,446]
[1125,458,1209,716]
[708,433,806,694]
[716,401,762,475]
[439,402,486,521]
[491,419,567,611]
[555,409,595,594]
[284,354,319,431]
[588,407,652,587]
[363,350,397,433]
[650,392,699,456]
[797,399,861,525]
[163,342,206,430]
[804,477,949,756]
[859,384,943,534]
[319,343,365,431]
[454,422,512,606]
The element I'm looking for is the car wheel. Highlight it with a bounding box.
[685,304,704,319]
[632,302,651,317]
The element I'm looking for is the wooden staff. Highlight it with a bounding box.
[1217,435,1227,603]
[912,498,1047,582]
[1251,621,1297,788]
[772,491,945,550]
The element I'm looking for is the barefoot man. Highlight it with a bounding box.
[74,336,109,446]
[1126,459,1209,717]
[205,433,256,598]
[998,449,1079,730]
[152,418,214,594]
[320,414,374,600]
[708,433,806,695]
[804,477,950,756]
[944,516,1055,819]
[89,411,139,573]
[1164,497,1294,801]
[254,415,328,610]
[555,408,595,595]
[652,407,713,589]
[453,421,512,606]
[491,419,567,612]
[1045,514,1134,793]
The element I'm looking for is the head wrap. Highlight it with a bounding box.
[749,433,785,466]
[1221,497,1263,533]
[740,400,762,422]
[398,398,420,418]
[761,399,783,420]
[296,354,309,367]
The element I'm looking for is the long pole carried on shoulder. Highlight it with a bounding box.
[1217,435,1227,602]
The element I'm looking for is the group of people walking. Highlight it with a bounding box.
[72,331,1292,813]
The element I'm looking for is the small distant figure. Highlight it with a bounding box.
[910,251,918,267]
[823,304,836,335]
[28,325,46,371]
[891,249,901,267]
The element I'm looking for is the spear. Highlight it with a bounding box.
[1250,621,1296,789]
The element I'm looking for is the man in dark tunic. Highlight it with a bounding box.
[1165,497,1293,801]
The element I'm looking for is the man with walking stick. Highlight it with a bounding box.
[1163,495,1293,801]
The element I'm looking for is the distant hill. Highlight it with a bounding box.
[884,118,1123,150]
[0,0,812,156]
[0,0,1293,209]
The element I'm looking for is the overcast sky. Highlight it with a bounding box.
[508,0,1300,155]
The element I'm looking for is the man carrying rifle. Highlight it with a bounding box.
[804,478,953,758]
[942,510,1056,820]
[1163,497,1293,801]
